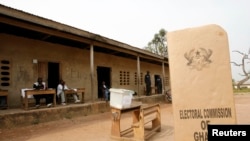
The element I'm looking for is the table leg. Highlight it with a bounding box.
[81,92,84,103]
[132,109,140,123]
[6,95,9,109]
[53,93,56,106]
[111,108,121,137]
[25,94,28,110]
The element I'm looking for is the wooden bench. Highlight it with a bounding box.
[0,90,8,109]
[132,104,161,141]
[64,88,85,103]
[110,102,142,140]
[20,89,56,110]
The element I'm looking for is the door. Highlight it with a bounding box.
[97,66,111,99]
[48,62,60,89]
[38,61,60,89]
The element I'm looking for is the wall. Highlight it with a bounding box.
[0,33,169,108]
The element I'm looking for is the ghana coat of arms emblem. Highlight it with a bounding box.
[184,48,213,70]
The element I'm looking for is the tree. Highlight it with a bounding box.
[232,79,236,89]
[231,49,250,89]
[144,29,168,57]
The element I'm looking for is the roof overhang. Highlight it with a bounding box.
[0,4,168,66]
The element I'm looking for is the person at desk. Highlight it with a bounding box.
[33,77,53,108]
[57,79,80,105]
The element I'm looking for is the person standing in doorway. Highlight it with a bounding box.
[144,71,151,96]
[101,81,109,101]
[156,76,162,94]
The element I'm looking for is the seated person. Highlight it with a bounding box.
[33,77,53,108]
[57,79,80,105]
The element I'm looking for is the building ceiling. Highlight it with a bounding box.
[0,15,168,66]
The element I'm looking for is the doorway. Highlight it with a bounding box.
[97,66,111,98]
[38,61,60,89]
[154,75,162,94]
[47,62,60,89]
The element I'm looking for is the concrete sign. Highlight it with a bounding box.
[167,24,237,141]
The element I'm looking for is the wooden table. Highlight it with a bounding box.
[64,88,85,103]
[110,102,142,139]
[24,89,56,110]
[0,90,8,108]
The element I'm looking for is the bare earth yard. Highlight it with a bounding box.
[0,94,249,141]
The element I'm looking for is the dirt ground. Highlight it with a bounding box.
[0,94,249,141]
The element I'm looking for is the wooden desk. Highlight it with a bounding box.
[110,102,142,139]
[0,90,8,108]
[64,88,85,103]
[132,104,161,140]
[24,89,56,110]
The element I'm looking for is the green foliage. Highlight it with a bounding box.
[233,88,250,93]
[144,28,168,57]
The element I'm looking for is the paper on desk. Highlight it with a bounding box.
[71,88,77,92]
[21,88,34,98]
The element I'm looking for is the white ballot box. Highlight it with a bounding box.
[109,88,134,109]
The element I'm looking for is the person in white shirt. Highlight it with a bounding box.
[57,79,80,105]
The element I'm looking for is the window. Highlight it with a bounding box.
[0,59,11,87]
[120,71,130,85]
[164,76,170,86]
[140,72,143,85]
[134,72,143,85]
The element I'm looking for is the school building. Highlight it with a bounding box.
[0,4,170,108]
